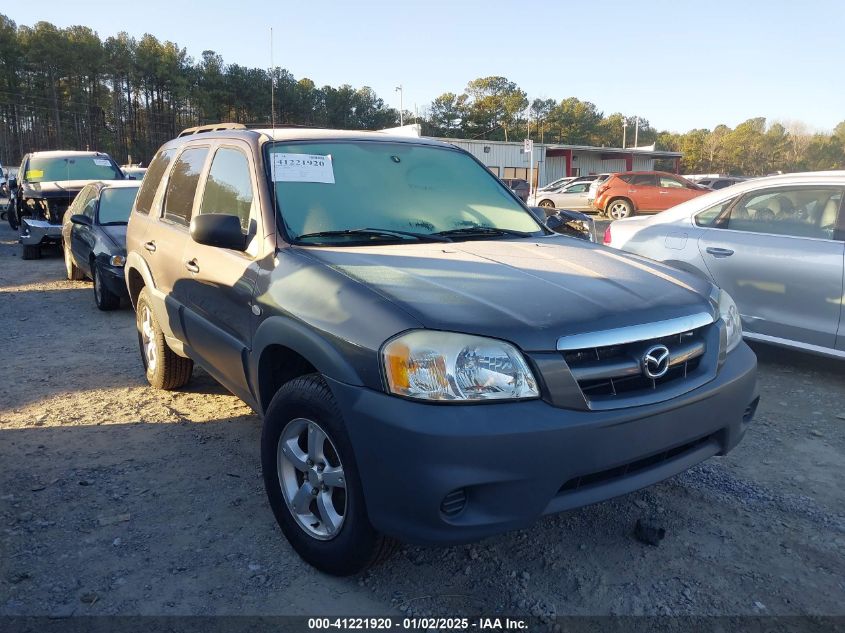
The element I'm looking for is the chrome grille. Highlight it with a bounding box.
[563,326,709,402]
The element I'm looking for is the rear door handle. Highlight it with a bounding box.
[659,190,669,194]
[144,241,156,252]
[185,258,200,273]
[706,247,734,257]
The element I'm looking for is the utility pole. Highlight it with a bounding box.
[622,120,627,148]
[634,116,640,148]
[395,85,404,126]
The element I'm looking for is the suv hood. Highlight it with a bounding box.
[21,180,98,199]
[299,237,716,352]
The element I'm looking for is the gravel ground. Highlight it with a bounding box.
[1,220,843,620]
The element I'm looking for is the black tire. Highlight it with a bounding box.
[606,198,634,220]
[261,374,397,576]
[64,245,85,281]
[538,199,555,209]
[93,264,121,311]
[135,287,193,390]
[7,202,19,230]
[21,244,40,260]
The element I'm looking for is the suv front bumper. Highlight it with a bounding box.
[329,342,758,545]
[20,219,62,246]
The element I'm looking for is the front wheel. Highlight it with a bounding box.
[93,264,121,311]
[607,199,634,220]
[538,199,555,209]
[136,287,193,389]
[7,203,19,230]
[261,374,396,576]
[21,244,40,260]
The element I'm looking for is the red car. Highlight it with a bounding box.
[594,171,706,219]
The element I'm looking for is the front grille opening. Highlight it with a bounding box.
[558,433,717,495]
[440,489,467,517]
[579,355,703,397]
[563,327,707,401]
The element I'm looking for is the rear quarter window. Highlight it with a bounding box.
[133,149,175,215]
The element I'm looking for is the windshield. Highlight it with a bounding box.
[25,155,122,183]
[97,186,139,225]
[265,141,543,244]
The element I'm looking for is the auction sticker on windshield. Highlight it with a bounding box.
[93,158,112,166]
[272,153,335,184]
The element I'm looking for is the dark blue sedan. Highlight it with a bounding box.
[61,181,140,310]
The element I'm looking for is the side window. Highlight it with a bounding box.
[567,183,589,193]
[197,147,254,233]
[134,149,175,215]
[659,176,684,188]
[725,187,842,239]
[630,174,657,186]
[695,199,734,227]
[69,186,93,216]
[163,147,209,227]
[82,197,97,219]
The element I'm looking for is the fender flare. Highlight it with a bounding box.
[250,315,365,408]
[124,250,157,307]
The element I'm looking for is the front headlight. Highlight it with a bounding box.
[382,330,539,402]
[718,289,742,353]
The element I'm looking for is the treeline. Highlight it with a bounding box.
[0,15,399,165]
[1,14,844,176]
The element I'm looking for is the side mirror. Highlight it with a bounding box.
[9,177,17,190]
[70,214,92,226]
[190,213,246,251]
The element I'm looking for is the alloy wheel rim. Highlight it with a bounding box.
[277,417,347,540]
[141,305,157,371]
[610,203,628,219]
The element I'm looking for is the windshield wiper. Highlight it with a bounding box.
[434,226,535,239]
[295,228,451,243]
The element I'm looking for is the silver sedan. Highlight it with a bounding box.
[605,171,845,359]
[528,180,595,212]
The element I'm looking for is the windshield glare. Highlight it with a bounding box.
[97,187,139,224]
[266,141,542,243]
[26,156,122,183]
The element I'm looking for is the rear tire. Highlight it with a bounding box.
[21,244,40,260]
[136,287,193,389]
[607,199,633,220]
[261,374,397,576]
[538,199,555,209]
[93,264,121,311]
[64,246,85,280]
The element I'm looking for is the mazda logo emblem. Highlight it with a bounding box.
[642,344,671,379]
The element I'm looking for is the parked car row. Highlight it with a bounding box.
[4,125,759,579]
[529,171,708,219]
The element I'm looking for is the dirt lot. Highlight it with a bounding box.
[1,220,843,620]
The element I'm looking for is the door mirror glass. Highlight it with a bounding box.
[190,213,247,251]
[8,178,17,190]
[70,214,92,226]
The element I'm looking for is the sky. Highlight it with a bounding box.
[4,0,845,134]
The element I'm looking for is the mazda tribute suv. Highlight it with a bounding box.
[124,123,758,575]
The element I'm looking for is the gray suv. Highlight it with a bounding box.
[125,123,758,575]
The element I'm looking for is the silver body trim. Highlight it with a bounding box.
[557,312,716,351]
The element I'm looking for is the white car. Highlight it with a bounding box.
[604,171,845,359]
[528,180,594,211]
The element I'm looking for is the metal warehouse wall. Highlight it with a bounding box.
[443,140,540,177]
[632,156,656,171]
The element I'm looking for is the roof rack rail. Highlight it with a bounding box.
[178,123,247,137]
